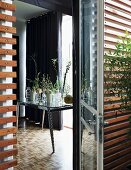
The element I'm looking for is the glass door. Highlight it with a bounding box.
[79,0,104,169]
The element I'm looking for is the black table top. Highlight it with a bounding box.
[18,100,73,112]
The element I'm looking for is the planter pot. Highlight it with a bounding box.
[64,95,73,104]
[52,91,62,106]
[46,92,53,106]
[30,91,37,102]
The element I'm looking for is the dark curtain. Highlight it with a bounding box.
[26,11,63,130]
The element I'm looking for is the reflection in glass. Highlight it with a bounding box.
[80,0,98,169]
[81,0,97,109]
[81,113,97,170]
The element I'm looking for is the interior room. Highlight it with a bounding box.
[0,0,131,170]
[13,0,73,169]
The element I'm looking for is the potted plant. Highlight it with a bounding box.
[27,72,41,102]
[26,54,42,102]
[64,84,73,104]
[41,74,54,105]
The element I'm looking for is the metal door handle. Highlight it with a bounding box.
[88,132,95,135]
[104,121,109,125]
[87,120,96,125]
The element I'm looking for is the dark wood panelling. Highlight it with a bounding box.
[0,116,16,124]
[0,72,16,78]
[106,115,130,124]
[0,149,17,159]
[0,160,17,170]
[0,127,17,137]
[0,60,17,67]
[104,154,131,170]
[104,141,131,157]
[0,83,17,90]
[0,94,16,101]
[104,110,130,118]
[104,147,131,165]
[0,106,16,113]
[0,25,16,34]
[0,37,16,44]
[112,160,131,170]
[104,121,129,133]
[104,129,129,140]
[0,1,16,11]
[104,135,128,148]
[0,138,17,147]
[0,14,16,22]
[0,49,16,55]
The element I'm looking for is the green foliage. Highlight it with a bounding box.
[53,78,62,92]
[116,30,131,57]
[27,55,71,95]
[104,32,131,102]
[104,31,131,136]
[27,72,41,92]
[32,72,41,92]
[51,58,58,74]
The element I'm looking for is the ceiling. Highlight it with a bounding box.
[14,0,48,21]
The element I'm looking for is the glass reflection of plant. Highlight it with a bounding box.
[104,31,131,136]
[104,31,131,106]
[81,74,88,92]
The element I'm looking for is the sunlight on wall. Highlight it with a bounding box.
[62,15,73,128]
[15,20,26,116]
[62,15,72,95]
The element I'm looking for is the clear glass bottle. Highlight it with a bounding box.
[87,87,93,106]
[42,91,47,104]
[55,90,62,106]
[25,87,31,101]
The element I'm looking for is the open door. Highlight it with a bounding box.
[79,0,104,169]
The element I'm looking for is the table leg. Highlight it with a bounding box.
[48,110,55,153]
[16,102,19,129]
[42,110,45,130]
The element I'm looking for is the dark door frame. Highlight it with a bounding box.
[72,0,80,169]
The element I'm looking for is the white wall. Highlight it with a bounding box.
[62,15,73,128]
[15,20,26,116]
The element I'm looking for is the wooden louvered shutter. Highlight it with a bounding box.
[104,0,131,169]
[0,0,17,169]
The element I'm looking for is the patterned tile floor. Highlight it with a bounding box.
[14,119,73,170]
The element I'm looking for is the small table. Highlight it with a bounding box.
[16,101,73,153]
